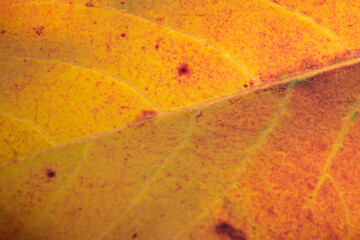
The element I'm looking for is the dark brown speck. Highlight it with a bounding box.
[46,169,56,178]
[177,63,190,77]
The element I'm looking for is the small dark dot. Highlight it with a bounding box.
[121,1,125,4]
[243,84,248,88]
[132,233,137,238]
[1,30,5,34]
[121,33,126,37]
[177,63,189,77]
[78,208,82,211]
[155,44,159,49]
[46,169,56,178]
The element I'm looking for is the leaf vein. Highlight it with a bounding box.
[293,91,360,236]
[0,111,56,145]
[98,110,201,240]
[309,92,360,202]
[328,175,353,240]
[174,86,294,239]
[25,58,162,112]
[51,0,260,83]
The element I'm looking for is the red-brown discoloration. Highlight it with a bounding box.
[135,110,157,122]
[85,2,94,7]
[142,110,156,119]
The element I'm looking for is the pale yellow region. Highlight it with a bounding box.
[0,61,156,143]
[18,112,195,240]
[276,0,360,51]
[0,1,251,110]
[0,142,86,240]
[103,0,348,80]
[0,113,54,167]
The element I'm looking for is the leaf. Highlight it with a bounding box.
[0,1,360,240]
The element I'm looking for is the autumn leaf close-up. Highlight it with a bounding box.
[1,0,360,239]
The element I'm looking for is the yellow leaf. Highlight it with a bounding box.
[1,1,360,240]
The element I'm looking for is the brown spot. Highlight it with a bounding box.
[155,44,159,49]
[156,17,164,22]
[243,84,248,88]
[85,2,94,7]
[46,169,56,178]
[136,110,157,122]
[302,58,320,70]
[121,1,125,4]
[33,26,45,36]
[121,33,126,37]
[142,110,156,118]
[1,30,5,34]
[177,63,190,77]
[132,233,137,238]
[215,222,246,240]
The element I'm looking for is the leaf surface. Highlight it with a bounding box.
[1,1,360,240]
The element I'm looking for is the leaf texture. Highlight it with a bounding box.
[1,1,360,240]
